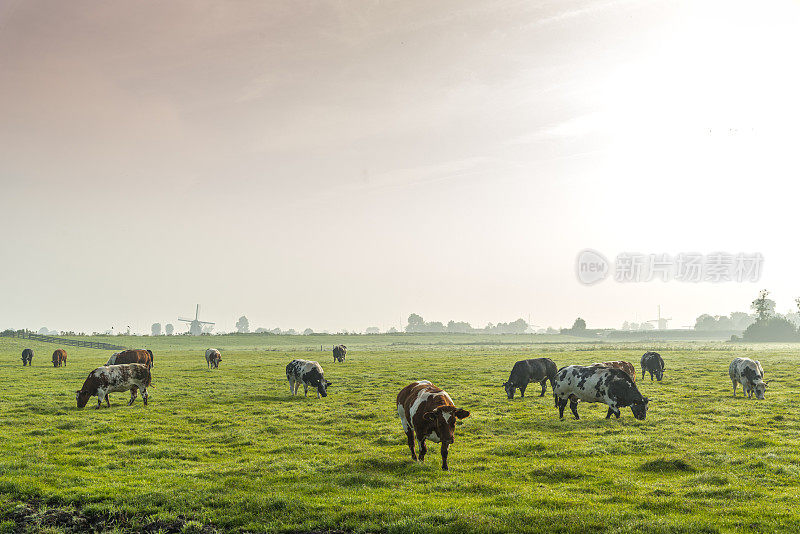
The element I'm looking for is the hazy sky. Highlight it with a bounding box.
[2,0,800,334]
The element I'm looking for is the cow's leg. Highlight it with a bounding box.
[303,383,308,397]
[605,406,614,419]
[539,379,547,397]
[569,398,580,419]
[557,397,568,419]
[406,429,417,461]
[732,380,737,397]
[519,383,527,398]
[288,378,295,395]
[418,438,427,462]
[128,386,138,406]
[105,393,111,408]
[142,387,148,406]
[642,368,645,381]
[441,442,450,471]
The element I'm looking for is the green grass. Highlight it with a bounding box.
[1,335,799,532]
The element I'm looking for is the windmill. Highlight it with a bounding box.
[647,305,672,330]
[178,304,215,336]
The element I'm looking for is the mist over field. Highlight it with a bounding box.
[2,0,800,334]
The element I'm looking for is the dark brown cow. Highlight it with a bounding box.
[106,349,152,369]
[22,348,33,366]
[52,349,67,367]
[593,361,636,383]
[396,380,470,470]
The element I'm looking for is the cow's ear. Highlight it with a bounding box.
[423,411,437,422]
[454,408,470,419]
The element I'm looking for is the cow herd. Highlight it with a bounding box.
[16,345,772,470]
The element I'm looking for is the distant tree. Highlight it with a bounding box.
[165,323,174,336]
[694,314,717,330]
[640,322,655,331]
[255,327,269,333]
[405,314,425,333]
[729,312,755,331]
[37,327,48,335]
[387,327,398,334]
[151,323,162,336]
[236,316,250,334]
[743,316,798,341]
[572,318,587,331]
[621,321,630,330]
[285,328,297,335]
[303,328,314,335]
[545,327,557,334]
[751,290,775,322]
[365,327,380,334]
[270,328,281,335]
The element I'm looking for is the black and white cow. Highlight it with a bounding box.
[729,357,768,399]
[503,358,557,399]
[75,363,151,409]
[333,345,347,363]
[286,359,331,398]
[553,365,649,420]
[21,348,33,366]
[641,351,665,382]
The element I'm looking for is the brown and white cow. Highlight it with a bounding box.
[205,348,222,369]
[52,349,67,367]
[106,349,152,369]
[593,361,636,383]
[396,380,470,470]
[75,363,151,409]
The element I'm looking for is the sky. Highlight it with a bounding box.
[2,0,800,334]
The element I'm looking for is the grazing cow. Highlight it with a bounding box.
[333,345,347,363]
[106,349,152,369]
[21,349,33,366]
[397,380,470,470]
[730,357,769,399]
[503,358,557,399]
[641,351,665,381]
[52,349,67,367]
[553,365,649,420]
[286,359,331,398]
[593,361,636,383]
[76,363,151,409]
[205,348,222,369]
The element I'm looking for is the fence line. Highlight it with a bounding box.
[0,331,127,351]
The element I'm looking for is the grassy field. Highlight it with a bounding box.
[1,335,799,533]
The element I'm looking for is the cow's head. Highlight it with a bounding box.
[655,366,664,381]
[317,379,331,397]
[503,381,517,399]
[754,380,768,400]
[423,406,470,444]
[630,396,649,420]
[75,390,91,408]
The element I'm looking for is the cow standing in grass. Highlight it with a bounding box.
[553,365,649,420]
[593,361,636,382]
[286,359,331,398]
[52,349,67,367]
[730,357,769,399]
[205,348,222,369]
[21,349,33,366]
[503,358,557,399]
[396,380,470,470]
[106,349,152,369]
[75,363,151,409]
[333,345,347,363]
[641,351,665,382]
